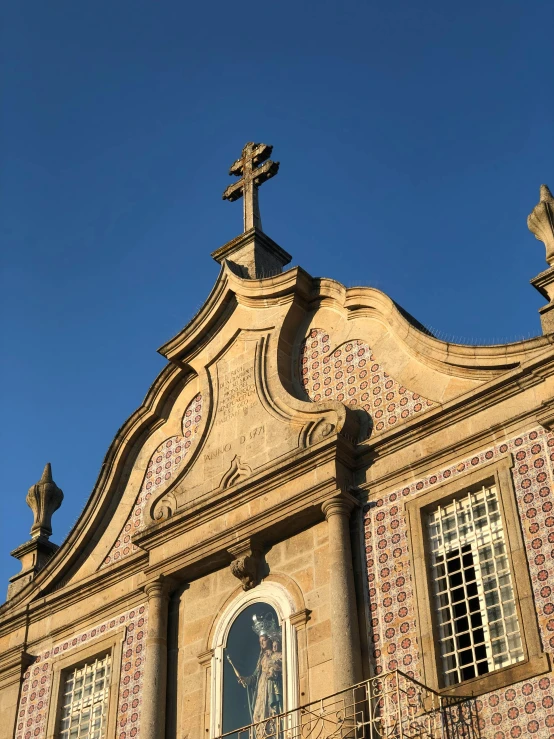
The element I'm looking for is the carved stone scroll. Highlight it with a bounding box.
[228,540,264,591]
[528,184,554,266]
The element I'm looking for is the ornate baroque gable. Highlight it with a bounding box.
[2,146,554,739]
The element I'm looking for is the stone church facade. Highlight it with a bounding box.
[1,144,554,739]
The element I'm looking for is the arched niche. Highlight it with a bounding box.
[209,582,300,738]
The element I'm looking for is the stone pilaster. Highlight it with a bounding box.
[141,577,173,739]
[322,496,362,692]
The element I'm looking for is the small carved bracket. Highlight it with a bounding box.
[289,609,312,629]
[197,649,214,668]
[228,539,265,591]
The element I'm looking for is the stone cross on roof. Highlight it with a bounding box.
[222,142,280,232]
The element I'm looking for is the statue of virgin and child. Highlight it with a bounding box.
[226,613,283,727]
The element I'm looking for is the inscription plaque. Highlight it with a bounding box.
[219,364,257,421]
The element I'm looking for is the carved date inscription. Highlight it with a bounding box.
[218,364,257,422]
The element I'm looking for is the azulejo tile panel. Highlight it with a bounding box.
[300,329,435,435]
[102,393,203,568]
[16,605,148,739]
[364,426,554,737]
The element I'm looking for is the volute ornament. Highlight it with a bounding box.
[528,184,554,266]
[26,463,63,539]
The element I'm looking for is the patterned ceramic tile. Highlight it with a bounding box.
[364,426,554,737]
[16,606,147,739]
[300,329,435,435]
[102,393,203,567]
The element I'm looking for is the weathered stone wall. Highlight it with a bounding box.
[173,523,332,739]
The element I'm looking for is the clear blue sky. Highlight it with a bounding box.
[1,0,553,594]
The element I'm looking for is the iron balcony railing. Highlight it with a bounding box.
[217,670,480,739]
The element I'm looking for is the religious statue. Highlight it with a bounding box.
[226,614,284,730]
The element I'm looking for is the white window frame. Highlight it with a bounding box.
[405,453,549,696]
[427,484,524,686]
[57,653,112,739]
[209,582,299,739]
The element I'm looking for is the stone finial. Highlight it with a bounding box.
[26,463,64,539]
[528,184,554,266]
[7,464,63,599]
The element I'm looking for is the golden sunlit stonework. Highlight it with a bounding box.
[1,147,554,739]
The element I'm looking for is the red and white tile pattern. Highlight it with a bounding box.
[102,393,204,567]
[300,329,435,435]
[16,605,148,739]
[365,427,554,737]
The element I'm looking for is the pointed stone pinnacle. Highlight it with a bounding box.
[40,462,53,483]
[540,184,554,203]
[26,463,64,540]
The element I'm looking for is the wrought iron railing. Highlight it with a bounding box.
[217,670,480,739]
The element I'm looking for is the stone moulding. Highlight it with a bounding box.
[137,450,356,583]
[219,455,253,490]
[536,397,554,430]
[0,648,34,691]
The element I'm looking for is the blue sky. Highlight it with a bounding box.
[1,0,553,593]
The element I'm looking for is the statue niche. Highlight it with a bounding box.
[223,604,284,734]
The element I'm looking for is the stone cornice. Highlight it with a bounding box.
[0,607,28,641]
[358,412,545,500]
[197,648,214,668]
[355,348,554,468]
[536,397,554,430]
[24,589,147,658]
[210,228,292,272]
[0,647,34,689]
[289,609,312,628]
[0,550,148,628]
[310,279,553,380]
[134,433,356,553]
[158,264,313,363]
[142,476,348,582]
[0,588,146,684]
[530,264,554,301]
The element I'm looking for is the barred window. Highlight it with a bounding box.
[58,654,111,739]
[427,485,524,686]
